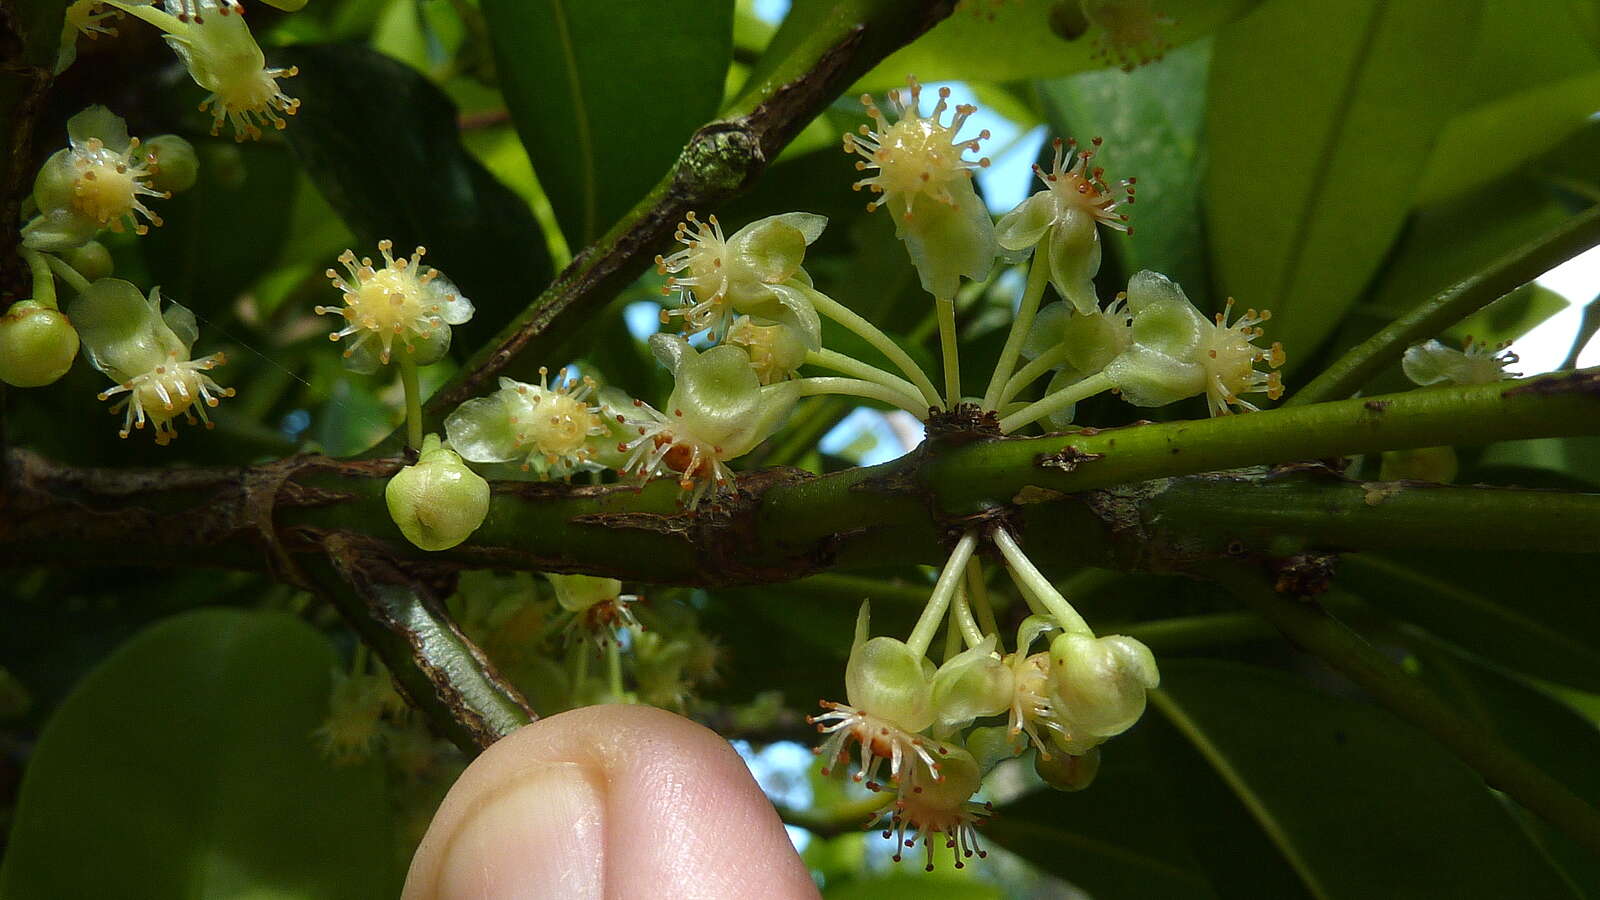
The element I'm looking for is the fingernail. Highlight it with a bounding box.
[433,762,605,900]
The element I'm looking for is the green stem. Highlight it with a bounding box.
[965,557,999,638]
[804,348,924,402]
[905,531,978,658]
[951,574,984,649]
[930,372,1600,511]
[998,371,1116,434]
[1000,343,1071,406]
[943,593,966,660]
[982,256,1052,409]
[19,249,57,309]
[794,376,927,418]
[606,639,624,699]
[936,294,960,406]
[397,355,424,452]
[1212,563,1600,857]
[42,254,91,296]
[572,639,591,687]
[307,546,534,753]
[992,527,1093,635]
[1292,204,1600,406]
[804,286,941,408]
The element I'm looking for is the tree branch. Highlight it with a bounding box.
[308,538,534,754]
[5,375,1600,583]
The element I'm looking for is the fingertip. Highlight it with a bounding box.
[405,705,818,899]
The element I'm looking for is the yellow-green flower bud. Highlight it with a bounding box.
[0,301,80,387]
[929,634,1013,734]
[385,434,490,551]
[547,573,624,614]
[965,724,1026,772]
[62,240,114,281]
[726,315,807,384]
[142,134,199,193]
[1046,632,1159,754]
[1380,446,1458,483]
[1034,744,1100,791]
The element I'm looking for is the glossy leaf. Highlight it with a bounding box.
[1413,644,1600,891]
[1205,0,1482,366]
[1416,70,1600,207]
[1153,660,1580,898]
[1036,37,1212,305]
[479,0,734,247]
[1411,0,1600,207]
[1445,283,1569,347]
[277,43,554,353]
[141,143,298,313]
[0,608,394,898]
[856,0,1258,91]
[986,725,1218,898]
[1342,552,1600,693]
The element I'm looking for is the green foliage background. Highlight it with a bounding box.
[3,0,1600,896]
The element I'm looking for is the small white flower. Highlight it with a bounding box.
[315,240,473,371]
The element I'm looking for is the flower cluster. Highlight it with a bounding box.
[809,530,1160,869]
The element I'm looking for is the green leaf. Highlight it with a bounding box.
[1342,552,1600,693]
[1413,645,1600,893]
[140,143,298,313]
[1036,36,1212,305]
[479,0,734,247]
[986,726,1218,899]
[1445,283,1569,347]
[1416,70,1600,207]
[1153,660,1581,899]
[1205,0,1483,367]
[1470,435,1600,490]
[276,43,554,354]
[0,608,395,899]
[855,0,1258,91]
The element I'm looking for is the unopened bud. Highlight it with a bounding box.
[385,435,490,551]
[0,301,79,387]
